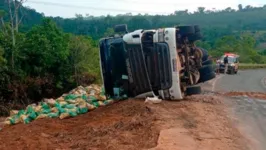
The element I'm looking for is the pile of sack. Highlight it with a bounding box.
[4,84,117,125]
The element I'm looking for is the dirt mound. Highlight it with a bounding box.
[0,95,248,150]
[0,100,159,150]
[225,92,266,100]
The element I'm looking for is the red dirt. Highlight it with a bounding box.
[225,92,266,100]
[0,96,248,150]
[0,117,4,129]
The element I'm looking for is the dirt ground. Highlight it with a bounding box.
[0,94,248,150]
[224,92,266,100]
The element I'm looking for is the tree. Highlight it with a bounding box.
[21,18,69,77]
[0,10,6,34]
[244,5,253,11]
[197,7,206,14]
[238,4,243,11]
[5,0,27,69]
[224,7,235,12]
[0,46,6,66]
[75,14,83,19]
[104,28,114,37]
[68,35,100,84]
[195,41,211,50]
[174,10,188,15]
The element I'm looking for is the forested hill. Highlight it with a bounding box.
[2,2,266,42]
[1,1,266,114]
[54,5,266,41]
[0,0,43,32]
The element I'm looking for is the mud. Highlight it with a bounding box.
[0,95,248,150]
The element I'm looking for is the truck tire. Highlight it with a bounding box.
[199,47,209,62]
[229,69,235,75]
[199,65,214,75]
[114,24,128,33]
[198,72,216,83]
[188,32,203,42]
[194,25,200,32]
[177,26,195,35]
[202,59,213,66]
[186,86,201,96]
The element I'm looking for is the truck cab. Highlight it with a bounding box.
[99,25,215,100]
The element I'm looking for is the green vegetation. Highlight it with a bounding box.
[0,1,99,110]
[1,1,266,111]
[197,34,266,64]
[239,64,266,70]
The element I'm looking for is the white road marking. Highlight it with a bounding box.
[261,77,266,89]
[212,74,224,92]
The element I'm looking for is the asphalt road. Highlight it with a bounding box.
[214,69,266,150]
[215,69,266,92]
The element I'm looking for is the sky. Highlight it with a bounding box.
[23,0,266,18]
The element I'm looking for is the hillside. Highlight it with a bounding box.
[0,0,43,32]
[1,2,266,43]
[1,1,266,112]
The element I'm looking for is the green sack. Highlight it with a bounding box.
[82,94,88,101]
[55,103,66,113]
[23,117,31,124]
[65,104,75,109]
[26,106,34,113]
[92,102,100,108]
[20,115,31,124]
[36,111,42,116]
[28,112,37,120]
[48,112,60,118]
[9,118,16,125]
[26,106,37,120]
[103,101,108,105]
[17,110,25,116]
[68,111,78,117]
[8,110,25,124]
[88,96,98,102]
[78,107,88,114]
[64,94,79,100]
[41,102,50,110]
[41,108,51,114]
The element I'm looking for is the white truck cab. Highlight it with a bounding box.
[99,25,215,100]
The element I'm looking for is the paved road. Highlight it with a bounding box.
[215,69,266,92]
[214,69,266,150]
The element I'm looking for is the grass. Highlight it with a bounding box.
[211,63,266,70]
[239,63,266,70]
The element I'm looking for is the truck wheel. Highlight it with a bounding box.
[202,59,213,66]
[229,69,235,75]
[199,48,209,62]
[198,72,216,83]
[188,32,203,42]
[194,25,200,32]
[177,26,195,35]
[186,86,201,96]
[114,24,128,33]
[199,65,214,75]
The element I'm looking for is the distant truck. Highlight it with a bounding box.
[99,24,216,100]
[217,53,240,74]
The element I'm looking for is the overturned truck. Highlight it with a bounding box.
[99,25,215,100]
